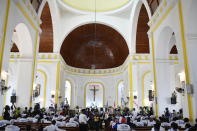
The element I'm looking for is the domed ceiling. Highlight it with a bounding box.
[60,0,130,12]
[60,24,129,69]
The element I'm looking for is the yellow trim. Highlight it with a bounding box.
[29,31,39,107]
[65,70,124,77]
[152,5,173,32]
[55,61,61,104]
[150,34,159,118]
[37,69,47,107]
[116,80,123,107]
[15,2,39,31]
[84,82,105,107]
[128,62,133,109]
[65,79,72,105]
[137,62,151,64]
[141,71,151,107]
[38,61,56,63]
[61,0,130,12]
[0,116,3,120]
[178,1,193,121]
[148,1,179,118]
[0,0,10,73]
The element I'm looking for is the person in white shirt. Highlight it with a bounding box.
[117,117,130,131]
[5,121,20,131]
[132,108,137,118]
[147,118,156,126]
[117,124,130,131]
[43,120,65,131]
[5,125,20,131]
[66,118,79,127]
[79,109,89,131]
[134,118,144,127]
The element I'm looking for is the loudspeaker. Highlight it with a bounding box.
[10,96,16,103]
[134,95,137,99]
[171,97,176,104]
[149,90,153,101]
[186,84,193,94]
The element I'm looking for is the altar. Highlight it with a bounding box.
[85,83,104,107]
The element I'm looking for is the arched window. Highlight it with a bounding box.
[65,80,71,105]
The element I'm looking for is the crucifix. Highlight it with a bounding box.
[90,85,99,101]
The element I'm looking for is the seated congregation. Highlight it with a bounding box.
[1,104,197,131]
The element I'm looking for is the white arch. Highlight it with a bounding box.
[64,77,76,107]
[129,0,152,53]
[155,26,180,59]
[13,23,33,57]
[37,0,47,18]
[38,0,56,53]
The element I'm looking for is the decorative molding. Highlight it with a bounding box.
[38,53,60,59]
[14,0,41,32]
[10,53,179,75]
[148,0,178,32]
[168,54,179,60]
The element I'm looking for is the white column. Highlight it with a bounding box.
[0,0,10,116]
[15,59,33,108]
[186,34,197,119]
[156,62,172,115]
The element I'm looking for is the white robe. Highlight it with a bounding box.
[117,124,130,131]
[5,125,20,131]
[43,124,65,131]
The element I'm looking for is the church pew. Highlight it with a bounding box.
[13,122,79,131]
[133,126,185,131]
[108,126,185,131]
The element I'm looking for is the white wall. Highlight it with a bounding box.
[0,0,40,115]
[149,0,197,119]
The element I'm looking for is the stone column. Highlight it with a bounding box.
[186,34,197,119]
[15,58,33,108]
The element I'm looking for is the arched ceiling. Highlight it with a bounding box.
[60,24,129,69]
[136,4,150,53]
[60,0,130,12]
[39,2,53,52]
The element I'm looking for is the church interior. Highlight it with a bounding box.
[0,0,197,130]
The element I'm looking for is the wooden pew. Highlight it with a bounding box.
[13,122,79,131]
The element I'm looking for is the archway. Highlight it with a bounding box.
[155,26,186,116]
[136,4,150,53]
[39,2,53,52]
[129,0,151,53]
[141,71,153,107]
[4,23,34,108]
[4,43,20,106]
[64,80,72,106]
[85,82,104,107]
[31,70,47,108]
[116,80,129,107]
